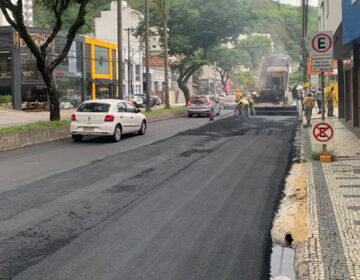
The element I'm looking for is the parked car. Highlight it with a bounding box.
[131,95,144,108]
[70,99,147,142]
[187,95,220,118]
[223,96,237,110]
[151,95,161,106]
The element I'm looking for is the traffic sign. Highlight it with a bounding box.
[311,32,333,55]
[312,55,333,72]
[313,123,334,142]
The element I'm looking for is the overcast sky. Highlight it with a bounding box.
[279,0,318,6]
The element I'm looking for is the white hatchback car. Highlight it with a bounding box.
[70,99,147,142]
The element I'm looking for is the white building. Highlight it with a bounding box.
[95,1,143,96]
[317,0,342,32]
[0,0,33,27]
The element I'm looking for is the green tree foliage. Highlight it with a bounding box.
[235,35,273,70]
[248,0,318,63]
[1,0,93,120]
[34,0,113,34]
[148,0,254,101]
[208,47,251,94]
[231,71,256,91]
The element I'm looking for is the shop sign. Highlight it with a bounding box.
[13,32,54,50]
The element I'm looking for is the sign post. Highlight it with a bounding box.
[313,122,334,162]
[311,31,334,122]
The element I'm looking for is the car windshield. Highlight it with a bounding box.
[77,103,111,113]
[191,96,207,104]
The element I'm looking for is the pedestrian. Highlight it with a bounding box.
[325,86,337,117]
[303,93,315,125]
[314,88,323,114]
[238,95,249,119]
[291,85,298,101]
[246,94,256,116]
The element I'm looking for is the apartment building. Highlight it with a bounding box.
[0,0,33,27]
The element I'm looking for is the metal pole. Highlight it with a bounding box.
[117,0,123,99]
[321,71,325,121]
[127,28,132,103]
[145,0,151,111]
[214,62,217,97]
[164,0,170,109]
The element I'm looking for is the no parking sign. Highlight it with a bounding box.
[313,122,334,142]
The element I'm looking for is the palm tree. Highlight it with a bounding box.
[154,0,171,109]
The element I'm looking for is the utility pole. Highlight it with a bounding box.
[117,0,123,99]
[301,0,309,88]
[214,62,217,97]
[125,28,135,103]
[145,0,151,111]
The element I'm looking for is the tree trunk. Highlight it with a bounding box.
[222,80,228,95]
[145,0,151,112]
[164,15,171,109]
[177,77,190,102]
[39,67,60,121]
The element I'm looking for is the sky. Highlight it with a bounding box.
[278,0,318,6]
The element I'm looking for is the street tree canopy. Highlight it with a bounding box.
[236,35,273,70]
[149,0,254,101]
[208,47,251,95]
[0,0,93,120]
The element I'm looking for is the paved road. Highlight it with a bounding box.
[0,113,297,280]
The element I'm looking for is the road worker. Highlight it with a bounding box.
[246,94,256,116]
[238,95,249,119]
[303,93,315,125]
[325,86,337,117]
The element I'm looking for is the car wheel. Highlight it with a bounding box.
[138,121,147,135]
[188,113,192,118]
[112,125,122,142]
[72,135,83,142]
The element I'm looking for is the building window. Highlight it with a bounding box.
[326,0,329,18]
[0,51,12,80]
[94,46,109,75]
[135,65,140,81]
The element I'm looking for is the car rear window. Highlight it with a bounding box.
[77,103,111,113]
[191,96,207,104]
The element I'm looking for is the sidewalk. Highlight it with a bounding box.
[298,110,360,279]
[0,107,74,129]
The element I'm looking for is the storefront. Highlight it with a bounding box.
[84,37,118,100]
[0,26,86,110]
[334,0,360,127]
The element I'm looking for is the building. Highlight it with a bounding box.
[0,0,33,27]
[317,0,360,127]
[0,26,121,110]
[94,1,143,97]
[317,0,342,32]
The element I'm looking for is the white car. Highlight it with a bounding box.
[70,99,147,142]
[131,96,143,108]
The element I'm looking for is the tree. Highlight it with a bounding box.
[236,35,273,70]
[208,47,251,95]
[0,0,92,121]
[230,70,256,91]
[150,0,254,102]
[154,0,170,109]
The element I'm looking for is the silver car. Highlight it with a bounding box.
[187,95,221,118]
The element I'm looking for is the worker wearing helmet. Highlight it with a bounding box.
[238,95,249,119]
[235,89,243,103]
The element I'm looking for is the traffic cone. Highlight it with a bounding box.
[209,109,214,121]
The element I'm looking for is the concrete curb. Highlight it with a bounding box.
[0,110,187,152]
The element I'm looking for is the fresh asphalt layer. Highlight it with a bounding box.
[0,113,297,280]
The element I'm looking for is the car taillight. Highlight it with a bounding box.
[71,114,76,121]
[187,99,193,106]
[104,114,114,122]
[206,98,211,105]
